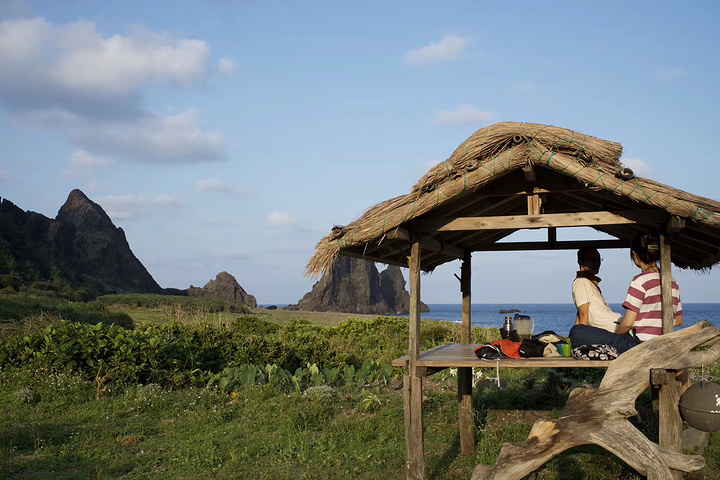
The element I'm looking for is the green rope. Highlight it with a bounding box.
[544,152,556,166]
[445,159,451,173]
[531,125,549,141]
[402,201,418,223]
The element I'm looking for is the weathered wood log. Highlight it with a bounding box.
[472,321,720,480]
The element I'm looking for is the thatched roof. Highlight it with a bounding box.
[307,122,720,277]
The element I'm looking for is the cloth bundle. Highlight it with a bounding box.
[474,331,568,360]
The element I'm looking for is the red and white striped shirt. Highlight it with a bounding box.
[622,271,682,342]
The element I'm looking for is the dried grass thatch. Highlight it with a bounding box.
[307,122,720,278]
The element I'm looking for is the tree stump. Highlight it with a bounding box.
[472,321,720,480]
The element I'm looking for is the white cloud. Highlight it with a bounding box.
[0,18,209,96]
[218,58,237,75]
[70,150,111,168]
[654,68,684,81]
[197,178,251,196]
[403,35,469,67]
[432,104,494,126]
[621,158,653,177]
[18,108,225,163]
[266,211,296,226]
[0,17,225,163]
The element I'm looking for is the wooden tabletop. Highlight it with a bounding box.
[392,343,614,369]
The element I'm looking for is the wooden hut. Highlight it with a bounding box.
[307,122,720,479]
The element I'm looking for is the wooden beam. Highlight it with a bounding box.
[522,164,536,182]
[386,227,464,259]
[472,239,627,252]
[548,227,557,246]
[414,210,669,232]
[667,216,686,234]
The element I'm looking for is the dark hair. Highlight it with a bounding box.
[577,246,599,264]
[631,233,660,264]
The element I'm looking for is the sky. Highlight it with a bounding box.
[0,0,719,305]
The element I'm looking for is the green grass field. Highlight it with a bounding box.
[1,293,719,479]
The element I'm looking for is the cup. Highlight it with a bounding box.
[561,344,572,357]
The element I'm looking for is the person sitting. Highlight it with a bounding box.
[615,233,683,339]
[572,246,620,331]
[569,247,640,354]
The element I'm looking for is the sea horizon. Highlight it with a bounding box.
[261,302,720,337]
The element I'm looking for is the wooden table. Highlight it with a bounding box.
[392,342,613,376]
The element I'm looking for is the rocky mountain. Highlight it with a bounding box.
[291,256,429,314]
[0,190,163,295]
[187,271,257,308]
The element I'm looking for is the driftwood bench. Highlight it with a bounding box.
[393,322,720,480]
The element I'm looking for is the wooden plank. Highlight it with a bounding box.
[391,344,613,369]
[414,210,669,232]
[473,239,627,252]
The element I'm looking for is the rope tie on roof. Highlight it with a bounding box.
[445,159,451,173]
[544,152,556,166]
[531,125,549,141]
[436,187,450,206]
[402,201,418,223]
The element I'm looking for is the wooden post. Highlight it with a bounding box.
[404,241,425,479]
[459,251,475,456]
[658,233,683,480]
[660,234,674,335]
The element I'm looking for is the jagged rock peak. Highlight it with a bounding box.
[291,256,428,314]
[57,189,116,233]
[187,271,257,308]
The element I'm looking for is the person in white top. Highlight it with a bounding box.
[572,246,621,332]
[568,246,640,354]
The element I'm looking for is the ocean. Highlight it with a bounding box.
[397,303,720,337]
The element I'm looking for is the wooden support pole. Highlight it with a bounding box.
[459,251,475,456]
[409,241,422,373]
[405,241,425,479]
[660,234,674,335]
[461,251,472,344]
[658,233,683,480]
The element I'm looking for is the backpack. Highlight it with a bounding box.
[474,344,507,359]
[518,338,546,358]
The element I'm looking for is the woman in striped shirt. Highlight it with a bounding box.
[615,233,684,341]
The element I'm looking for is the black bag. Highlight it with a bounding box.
[474,344,508,359]
[518,338,545,358]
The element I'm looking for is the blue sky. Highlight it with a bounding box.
[1,0,718,305]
